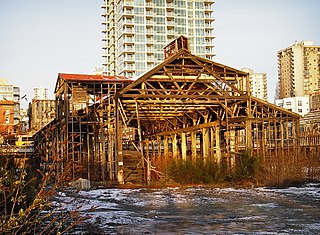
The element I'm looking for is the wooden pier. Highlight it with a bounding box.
[33,36,308,185]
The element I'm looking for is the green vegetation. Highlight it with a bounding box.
[167,152,261,185]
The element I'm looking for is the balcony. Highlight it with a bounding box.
[123,18,134,25]
[124,55,135,61]
[205,31,214,38]
[205,49,215,55]
[146,39,154,44]
[123,9,134,16]
[123,38,135,44]
[123,64,136,71]
[205,23,213,29]
[167,30,175,36]
[167,21,175,27]
[123,0,134,7]
[123,46,135,52]
[166,12,174,18]
[205,13,214,20]
[146,2,153,8]
[146,29,153,35]
[146,11,154,17]
[122,27,135,35]
[146,47,154,53]
[146,20,154,26]
[166,2,174,8]
[205,5,213,12]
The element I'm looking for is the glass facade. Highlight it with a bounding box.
[102,0,215,77]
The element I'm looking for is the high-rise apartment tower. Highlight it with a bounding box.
[277,41,320,99]
[101,0,215,77]
[242,68,268,101]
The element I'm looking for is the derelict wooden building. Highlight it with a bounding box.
[34,36,301,184]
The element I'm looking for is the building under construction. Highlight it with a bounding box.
[34,36,302,185]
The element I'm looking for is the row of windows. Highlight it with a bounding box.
[122,0,207,9]
[126,17,208,26]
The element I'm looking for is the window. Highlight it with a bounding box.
[134,7,144,15]
[297,100,302,106]
[134,16,144,24]
[135,53,145,60]
[195,20,205,27]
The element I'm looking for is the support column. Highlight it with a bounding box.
[229,129,236,170]
[145,138,151,185]
[157,136,161,158]
[181,132,187,161]
[164,136,169,160]
[246,98,253,152]
[135,102,146,184]
[191,131,197,162]
[202,127,210,162]
[116,115,123,184]
[151,139,155,159]
[210,127,215,159]
[215,126,221,164]
[100,126,106,181]
[172,134,178,159]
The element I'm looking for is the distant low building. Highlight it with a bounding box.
[275,96,310,116]
[29,99,55,133]
[20,108,29,132]
[0,100,15,135]
[0,78,20,125]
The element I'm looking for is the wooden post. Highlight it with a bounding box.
[145,138,151,185]
[262,125,267,163]
[210,127,215,159]
[108,128,115,180]
[100,125,106,181]
[215,126,221,164]
[172,134,178,159]
[115,98,124,184]
[202,127,210,162]
[86,131,91,181]
[135,102,147,185]
[164,136,169,159]
[191,131,197,162]
[181,132,187,161]
[246,98,253,151]
[151,139,155,159]
[157,136,161,158]
[229,128,236,170]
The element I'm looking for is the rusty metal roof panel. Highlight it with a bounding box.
[58,73,133,83]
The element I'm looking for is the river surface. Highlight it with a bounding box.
[54,183,320,234]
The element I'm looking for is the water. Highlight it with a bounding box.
[54,183,320,234]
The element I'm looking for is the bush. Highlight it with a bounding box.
[0,156,83,234]
[168,158,221,184]
[235,151,261,179]
[166,152,261,185]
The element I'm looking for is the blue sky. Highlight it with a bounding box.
[0,0,319,107]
